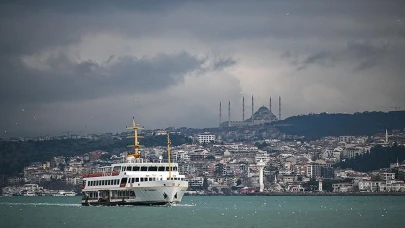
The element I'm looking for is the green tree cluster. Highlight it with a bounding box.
[0,135,192,177]
[339,144,405,172]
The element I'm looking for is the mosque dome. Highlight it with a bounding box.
[251,106,277,121]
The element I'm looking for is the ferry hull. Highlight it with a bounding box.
[81,185,187,206]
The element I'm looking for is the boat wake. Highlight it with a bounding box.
[0,202,82,207]
[166,203,195,207]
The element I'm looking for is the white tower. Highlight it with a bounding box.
[257,159,266,192]
[385,129,388,144]
[319,179,323,192]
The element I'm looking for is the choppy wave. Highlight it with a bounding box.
[0,202,82,207]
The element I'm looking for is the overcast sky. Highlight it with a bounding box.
[1,0,405,137]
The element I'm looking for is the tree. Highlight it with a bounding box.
[339,145,405,172]
[211,187,219,194]
[202,177,209,190]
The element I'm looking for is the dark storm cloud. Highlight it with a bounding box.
[283,40,392,71]
[0,52,205,105]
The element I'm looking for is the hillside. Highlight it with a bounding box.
[0,135,191,177]
[275,111,405,139]
[338,144,405,172]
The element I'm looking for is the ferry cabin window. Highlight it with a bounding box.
[149,178,152,181]
[127,166,131,171]
[113,166,121,172]
[149,167,158,171]
[140,178,144,182]
[135,178,139,182]
[158,167,165,171]
[141,166,147,171]
[133,166,139,171]
[121,178,128,185]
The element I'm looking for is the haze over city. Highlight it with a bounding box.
[1,0,404,137]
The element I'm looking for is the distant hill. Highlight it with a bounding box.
[275,111,405,139]
[0,134,191,177]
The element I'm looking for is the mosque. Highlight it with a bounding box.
[219,96,281,128]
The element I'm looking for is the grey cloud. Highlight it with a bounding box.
[285,50,336,71]
[345,40,388,71]
[0,52,206,105]
[213,58,237,71]
[285,40,390,71]
[281,50,292,59]
[354,59,377,72]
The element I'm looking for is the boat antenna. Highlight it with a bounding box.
[126,117,144,159]
[167,132,172,180]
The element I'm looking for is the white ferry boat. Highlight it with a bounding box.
[81,118,188,206]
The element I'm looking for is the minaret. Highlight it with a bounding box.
[269,96,272,113]
[278,96,281,120]
[251,95,254,125]
[257,159,265,192]
[219,102,222,127]
[242,96,245,121]
[228,101,231,127]
[385,129,388,144]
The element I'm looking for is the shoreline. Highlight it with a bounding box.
[185,192,405,196]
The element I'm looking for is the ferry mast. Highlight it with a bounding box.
[126,117,144,159]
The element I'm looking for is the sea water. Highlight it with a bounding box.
[1,196,404,228]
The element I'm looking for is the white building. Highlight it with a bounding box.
[198,134,216,144]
